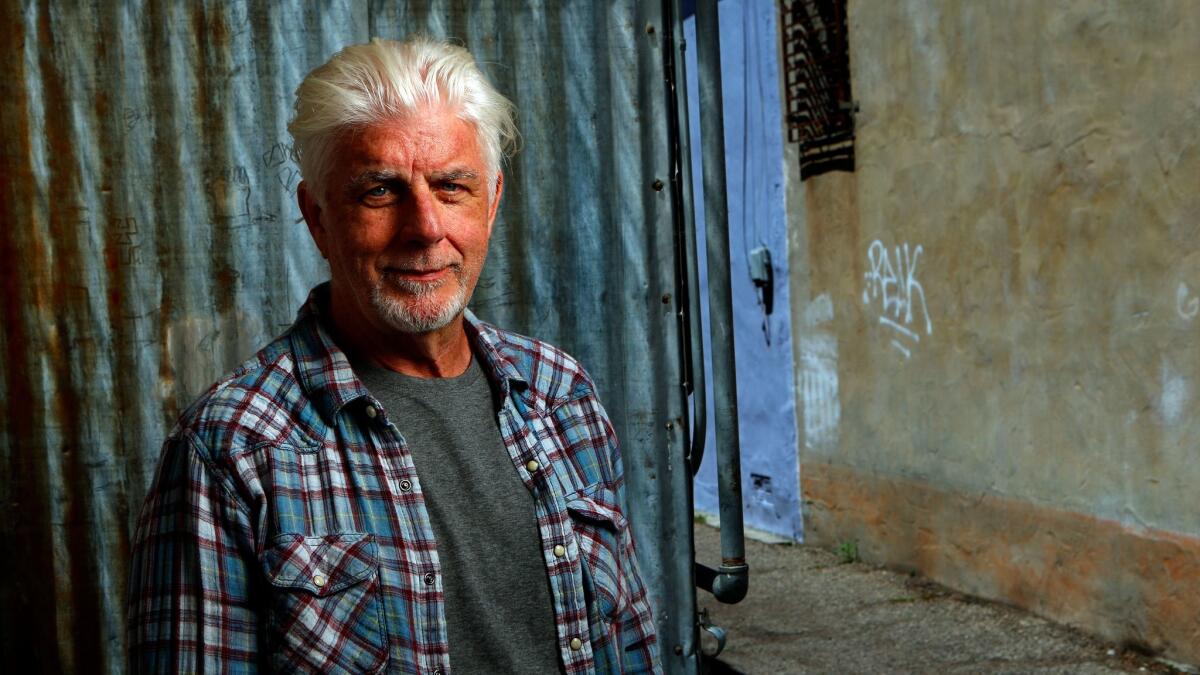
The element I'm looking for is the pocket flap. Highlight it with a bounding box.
[566,484,627,530]
[263,532,378,596]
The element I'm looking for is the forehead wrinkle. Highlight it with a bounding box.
[329,115,489,197]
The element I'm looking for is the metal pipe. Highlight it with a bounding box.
[682,100,708,478]
[693,0,748,604]
[663,0,708,477]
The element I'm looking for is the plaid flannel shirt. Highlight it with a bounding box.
[128,286,661,674]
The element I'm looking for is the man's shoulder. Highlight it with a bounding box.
[470,317,598,410]
[170,329,320,460]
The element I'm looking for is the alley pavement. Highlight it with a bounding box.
[691,523,1194,674]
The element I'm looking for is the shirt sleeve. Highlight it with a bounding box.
[127,430,260,673]
[585,391,664,674]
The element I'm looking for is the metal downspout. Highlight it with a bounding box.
[692,0,749,605]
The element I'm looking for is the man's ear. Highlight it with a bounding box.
[297,181,328,259]
[486,171,504,234]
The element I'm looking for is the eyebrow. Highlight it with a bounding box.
[345,170,400,194]
[345,168,481,192]
[430,169,480,183]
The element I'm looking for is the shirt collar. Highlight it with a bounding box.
[289,284,373,421]
[463,308,529,396]
[290,284,530,422]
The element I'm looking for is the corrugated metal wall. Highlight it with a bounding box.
[0,1,697,672]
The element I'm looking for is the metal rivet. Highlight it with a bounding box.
[365,405,378,419]
[553,544,566,558]
[570,637,583,651]
[399,479,413,492]
[665,421,674,430]
[313,574,326,588]
[646,23,655,35]
[526,459,540,473]
[661,293,671,304]
[674,645,684,655]
[652,179,664,191]
[423,572,436,585]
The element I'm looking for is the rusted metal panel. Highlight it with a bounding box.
[1,3,369,671]
[1,1,695,672]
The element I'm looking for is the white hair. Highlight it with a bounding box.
[288,36,518,199]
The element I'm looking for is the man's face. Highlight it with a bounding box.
[299,107,502,336]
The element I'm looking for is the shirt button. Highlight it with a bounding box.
[313,574,326,588]
[553,544,566,558]
[423,572,436,585]
[525,459,540,473]
[399,479,413,492]
[365,405,378,419]
[570,637,583,651]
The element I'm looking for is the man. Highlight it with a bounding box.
[128,37,660,674]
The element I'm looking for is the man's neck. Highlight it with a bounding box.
[326,293,473,379]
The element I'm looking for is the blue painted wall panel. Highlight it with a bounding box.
[687,1,803,541]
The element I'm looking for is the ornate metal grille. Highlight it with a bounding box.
[781,0,855,178]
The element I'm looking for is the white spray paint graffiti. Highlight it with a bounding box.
[1159,358,1190,427]
[1176,282,1199,321]
[862,240,933,358]
[799,294,840,453]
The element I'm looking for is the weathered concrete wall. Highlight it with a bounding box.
[787,0,1200,663]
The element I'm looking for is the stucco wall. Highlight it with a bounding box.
[788,0,1200,663]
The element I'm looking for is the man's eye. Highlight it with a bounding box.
[440,182,462,193]
[366,186,389,197]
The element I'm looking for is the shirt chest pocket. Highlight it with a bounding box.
[261,532,388,674]
[567,485,632,623]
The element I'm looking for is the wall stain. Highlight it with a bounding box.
[193,2,238,320]
[803,462,1200,663]
[36,0,104,671]
[0,0,63,671]
[92,2,135,661]
[145,0,184,426]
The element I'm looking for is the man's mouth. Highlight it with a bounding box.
[396,268,445,281]
[382,264,460,284]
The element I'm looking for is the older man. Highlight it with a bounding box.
[128,37,660,674]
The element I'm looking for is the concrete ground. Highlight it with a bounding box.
[692,523,1194,675]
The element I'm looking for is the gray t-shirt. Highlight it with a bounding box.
[353,355,561,674]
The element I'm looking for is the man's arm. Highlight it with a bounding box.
[127,430,259,673]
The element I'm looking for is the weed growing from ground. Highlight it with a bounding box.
[837,540,860,564]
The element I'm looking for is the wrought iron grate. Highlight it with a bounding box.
[781,0,855,178]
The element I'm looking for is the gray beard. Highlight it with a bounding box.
[369,269,469,333]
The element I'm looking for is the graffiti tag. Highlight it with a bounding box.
[862,239,932,359]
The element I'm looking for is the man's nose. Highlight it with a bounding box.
[397,185,445,245]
